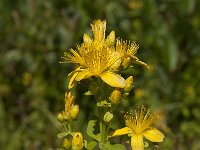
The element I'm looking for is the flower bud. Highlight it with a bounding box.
[121,57,131,69]
[109,58,122,70]
[63,112,70,120]
[57,113,64,122]
[124,76,133,93]
[103,112,113,122]
[109,90,121,104]
[69,105,79,120]
[63,138,71,149]
[72,132,84,150]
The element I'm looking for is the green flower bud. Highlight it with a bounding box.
[69,105,79,120]
[124,76,134,93]
[109,89,121,104]
[103,112,113,122]
[63,138,71,149]
[57,113,64,122]
[72,132,84,150]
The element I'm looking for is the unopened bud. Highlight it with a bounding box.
[57,113,64,122]
[63,112,70,120]
[63,138,71,149]
[103,112,113,122]
[124,76,133,93]
[121,57,131,69]
[72,132,84,150]
[109,90,121,104]
[110,58,122,70]
[69,105,79,120]
[65,92,75,103]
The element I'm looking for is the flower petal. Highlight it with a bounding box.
[143,128,164,142]
[110,127,132,137]
[130,55,149,69]
[106,31,115,46]
[131,134,144,150]
[68,72,79,89]
[100,72,126,88]
[70,49,85,65]
[75,70,94,81]
[83,33,92,45]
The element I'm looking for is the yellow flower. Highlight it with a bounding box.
[111,106,164,150]
[63,20,125,89]
[62,20,148,89]
[116,39,149,69]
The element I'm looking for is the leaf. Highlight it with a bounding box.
[86,141,98,150]
[84,91,93,95]
[86,120,101,142]
[101,141,126,150]
[97,100,111,108]
[57,132,69,139]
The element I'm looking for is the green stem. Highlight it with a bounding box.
[98,107,107,143]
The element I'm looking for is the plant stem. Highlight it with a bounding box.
[98,107,107,143]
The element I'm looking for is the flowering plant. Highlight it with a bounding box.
[57,20,164,150]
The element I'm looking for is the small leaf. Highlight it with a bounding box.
[86,141,98,150]
[101,141,126,150]
[84,91,92,95]
[57,132,69,139]
[97,100,111,107]
[86,120,101,141]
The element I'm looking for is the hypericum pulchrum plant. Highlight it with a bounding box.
[58,20,164,150]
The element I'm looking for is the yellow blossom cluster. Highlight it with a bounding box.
[62,20,148,89]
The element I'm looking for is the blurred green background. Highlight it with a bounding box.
[0,0,200,149]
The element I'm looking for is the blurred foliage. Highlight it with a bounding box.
[0,0,200,149]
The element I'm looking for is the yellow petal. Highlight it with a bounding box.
[68,66,82,77]
[106,31,115,46]
[83,33,92,44]
[75,70,94,81]
[110,127,132,137]
[100,72,126,88]
[143,128,164,142]
[131,134,144,150]
[109,58,122,71]
[91,20,106,41]
[130,55,149,69]
[68,72,78,89]
[70,49,85,65]
[107,51,122,69]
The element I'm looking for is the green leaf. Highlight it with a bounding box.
[86,120,101,141]
[101,141,126,150]
[84,91,93,95]
[97,100,111,107]
[57,132,69,139]
[86,141,98,150]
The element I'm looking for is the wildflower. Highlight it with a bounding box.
[62,20,125,89]
[116,39,149,69]
[62,20,148,89]
[111,106,164,150]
